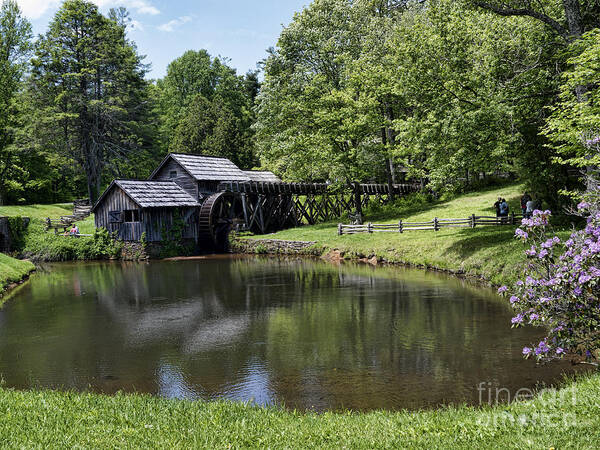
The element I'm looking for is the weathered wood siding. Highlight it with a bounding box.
[151,159,198,199]
[142,207,198,242]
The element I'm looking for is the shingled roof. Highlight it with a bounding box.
[93,180,199,211]
[243,171,281,183]
[151,153,251,182]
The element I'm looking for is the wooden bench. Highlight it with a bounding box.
[45,217,74,234]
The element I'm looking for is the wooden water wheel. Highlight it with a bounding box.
[198,192,245,252]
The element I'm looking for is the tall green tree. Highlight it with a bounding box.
[0,0,31,205]
[156,50,256,167]
[27,0,152,202]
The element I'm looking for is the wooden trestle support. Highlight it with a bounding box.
[214,181,421,235]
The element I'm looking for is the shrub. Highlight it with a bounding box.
[499,205,600,364]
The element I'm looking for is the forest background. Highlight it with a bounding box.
[1,0,599,206]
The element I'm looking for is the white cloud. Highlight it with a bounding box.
[16,0,160,20]
[157,15,192,33]
[16,0,60,20]
[94,0,160,15]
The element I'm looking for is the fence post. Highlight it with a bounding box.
[471,214,476,228]
[399,219,403,233]
[338,223,343,235]
[434,217,439,232]
[368,222,372,233]
[510,212,514,225]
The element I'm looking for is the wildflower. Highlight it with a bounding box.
[509,296,519,304]
[497,285,508,294]
[511,314,524,324]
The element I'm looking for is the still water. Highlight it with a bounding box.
[0,256,577,411]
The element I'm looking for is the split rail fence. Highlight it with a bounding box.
[338,213,523,235]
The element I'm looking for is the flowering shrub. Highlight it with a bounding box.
[498,207,600,363]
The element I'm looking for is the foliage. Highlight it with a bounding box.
[20,219,118,262]
[255,0,572,209]
[155,50,257,168]
[499,178,600,363]
[6,215,26,251]
[26,0,154,203]
[0,0,31,205]
[544,29,600,169]
[159,209,193,257]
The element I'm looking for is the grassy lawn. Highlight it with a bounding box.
[0,203,96,234]
[0,253,35,295]
[244,183,566,285]
[0,372,598,448]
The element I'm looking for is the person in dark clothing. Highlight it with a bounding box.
[494,197,502,217]
[520,192,531,217]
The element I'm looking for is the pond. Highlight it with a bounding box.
[0,256,578,411]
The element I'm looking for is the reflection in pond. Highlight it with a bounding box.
[0,256,580,411]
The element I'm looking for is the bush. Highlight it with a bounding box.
[499,204,600,364]
[20,219,121,261]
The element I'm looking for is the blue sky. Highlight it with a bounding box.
[16,0,309,79]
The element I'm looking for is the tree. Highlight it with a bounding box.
[171,94,252,167]
[545,30,600,170]
[0,0,31,205]
[473,0,600,42]
[156,50,256,167]
[27,0,152,202]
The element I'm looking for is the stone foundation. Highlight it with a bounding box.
[231,238,321,256]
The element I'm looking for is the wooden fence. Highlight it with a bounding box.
[338,213,523,235]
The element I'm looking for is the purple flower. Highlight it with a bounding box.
[556,347,565,355]
[515,228,528,240]
[578,201,590,211]
[578,274,592,284]
[498,286,508,294]
[538,249,549,259]
[523,347,532,355]
[535,340,550,355]
[509,296,519,304]
[529,313,539,321]
[512,314,524,324]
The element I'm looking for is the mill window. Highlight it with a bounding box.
[169,170,177,179]
[123,209,140,222]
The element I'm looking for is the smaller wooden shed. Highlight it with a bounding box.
[92,180,200,242]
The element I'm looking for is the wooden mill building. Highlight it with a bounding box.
[93,154,281,247]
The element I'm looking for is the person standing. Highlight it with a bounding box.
[499,198,509,219]
[494,197,502,217]
[520,192,531,217]
[526,198,536,218]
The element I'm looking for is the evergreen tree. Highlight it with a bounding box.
[27,0,152,202]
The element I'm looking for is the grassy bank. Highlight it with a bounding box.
[0,371,598,448]
[243,183,568,285]
[0,253,35,296]
[0,203,99,261]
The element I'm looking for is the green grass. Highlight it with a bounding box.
[0,371,599,448]
[245,184,563,285]
[0,253,35,295]
[0,202,96,233]
[0,203,98,261]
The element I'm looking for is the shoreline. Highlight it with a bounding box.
[230,237,498,287]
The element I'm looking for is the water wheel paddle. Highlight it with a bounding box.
[198,192,244,252]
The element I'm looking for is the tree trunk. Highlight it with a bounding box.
[563,0,584,38]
